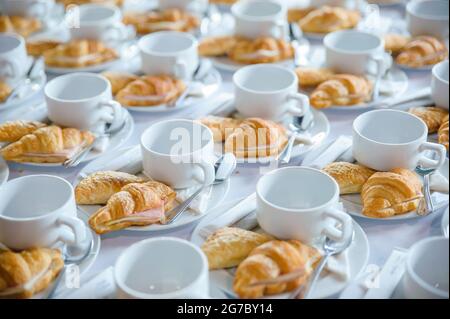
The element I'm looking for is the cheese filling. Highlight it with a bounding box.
[22,145,83,159]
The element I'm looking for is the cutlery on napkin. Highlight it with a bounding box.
[301,136,353,169]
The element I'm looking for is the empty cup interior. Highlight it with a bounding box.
[0,35,21,54]
[257,168,337,210]
[0,175,73,219]
[325,31,381,53]
[234,65,295,92]
[79,5,116,23]
[354,110,426,144]
[233,0,282,18]
[408,0,449,19]
[139,32,195,55]
[45,73,109,101]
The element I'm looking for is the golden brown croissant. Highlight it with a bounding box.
[57,0,123,7]
[396,36,448,68]
[75,171,146,205]
[295,67,335,87]
[123,8,199,34]
[26,39,62,57]
[233,240,321,299]
[198,36,239,57]
[115,75,186,107]
[228,37,294,64]
[323,162,376,195]
[287,7,315,23]
[310,74,373,109]
[209,0,238,4]
[198,116,244,142]
[409,106,449,134]
[384,33,411,55]
[0,248,64,299]
[224,118,288,158]
[298,6,361,34]
[101,72,139,96]
[201,227,272,270]
[44,40,118,68]
[439,115,449,150]
[0,126,95,163]
[0,82,12,103]
[0,121,47,143]
[0,15,42,38]
[362,168,423,218]
[88,181,176,234]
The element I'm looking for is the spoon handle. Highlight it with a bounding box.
[418,173,434,216]
[164,186,206,224]
[47,266,67,299]
[278,134,297,164]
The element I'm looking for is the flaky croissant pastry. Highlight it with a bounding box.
[198,35,239,57]
[44,40,118,68]
[362,168,423,218]
[409,106,449,134]
[295,67,335,87]
[310,74,373,109]
[287,7,315,23]
[224,118,288,158]
[298,6,361,34]
[396,36,448,68]
[88,181,176,234]
[201,227,272,270]
[323,162,376,195]
[57,0,123,7]
[75,171,146,205]
[384,33,411,55]
[0,121,47,143]
[228,37,294,64]
[198,116,243,142]
[101,72,139,96]
[0,82,12,103]
[26,39,62,58]
[0,248,64,299]
[0,126,95,163]
[439,115,449,150]
[114,75,186,107]
[233,240,321,299]
[123,8,199,34]
[0,15,42,38]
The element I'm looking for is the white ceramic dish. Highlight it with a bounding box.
[190,199,370,299]
[76,146,231,233]
[0,157,9,187]
[442,206,449,238]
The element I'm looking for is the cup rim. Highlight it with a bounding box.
[324,30,383,55]
[140,119,214,158]
[76,3,121,26]
[353,109,428,146]
[406,236,449,298]
[45,72,111,103]
[407,0,450,21]
[233,64,297,95]
[256,167,339,213]
[231,0,285,21]
[0,33,25,54]
[114,237,208,299]
[0,175,74,222]
[432,60,449,85]
[138,31,198,57]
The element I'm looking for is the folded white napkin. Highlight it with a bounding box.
[302,136,353,169]
[430,172,449,194]
[176,185,213,214]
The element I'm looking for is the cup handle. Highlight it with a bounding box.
[287,92,310,117]
[102,24,128,42]
[322,206,353,243]
[55,215,86,248]
[99,100,124,132]
[418,141,447,169]
[3,60,21,79]
[193,158,215,186]
[174,60,188,80]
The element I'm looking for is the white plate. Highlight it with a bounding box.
[442,206,449,238]
[0,157,9,187]
[76,146,231,233]
[190,200,370,299]
[342,158,449,220]
[1,104,134,167]
[125,68,222,113]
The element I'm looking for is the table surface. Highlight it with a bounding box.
[3,3,449,298]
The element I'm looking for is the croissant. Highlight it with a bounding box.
[123,8,199,34]
[409,106,448,134]
[209,0,238,4]
[224,118,288,158]
[310,74,373,109]
[0,126,95,163]
[75,171,146,205]
[396,36,448,68]
[323,162,376,195]
[233,240,321,299]
[298,6,361,34]
[44,40,118,68]
[384,33,411,55]
[201,227,272,270]
[438,115,449,150]
[0,82,12,103]
[88,181,176,234]
[198,36,239,57]
[26,39,62,57]
[295,67,335,87]
[102,72,139,96]
[115,75,186,107]
[0,248,64,299]
[362,168,423,218]
[287,7,315,23]
[228,37,294,64]
[57,0,123,7]
[0,15,42,38]
[198,116,244,142]
[0,121,47,143]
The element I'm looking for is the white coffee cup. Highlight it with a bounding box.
[431,60,449,110]
[138,31,199,80]
[324,30,389,77]
[45,73,124,132]
[141,119,216,189]
[115,237,209,299]
[402,237,449,299]
[231,0,287,39]
[0,175,86,251]
[256,167,354,245]
[352,109,447,172]
[69,4,131,42]
[407,0,449,39]
[233,64,310,121]
[0,34,28,82]
[158,0,206,11]
[0,0,54,18]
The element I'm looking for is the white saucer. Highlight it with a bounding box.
[190,200,370,299]
[342,158,449,221]
[367,0,405,7]
[442,206,449,238]
[0,157,9,187]
[76,145,231,233]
